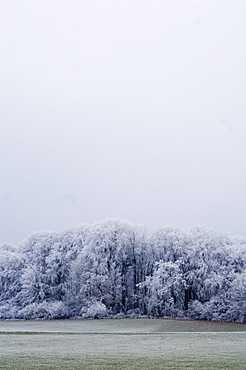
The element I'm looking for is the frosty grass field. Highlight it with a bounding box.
[0,319,246,369]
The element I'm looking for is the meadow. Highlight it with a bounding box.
[0,319,246,369]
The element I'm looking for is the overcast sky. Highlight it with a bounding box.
[1,0,246,244]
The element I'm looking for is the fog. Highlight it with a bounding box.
[1,0,246,244]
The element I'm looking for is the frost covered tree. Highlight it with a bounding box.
[140,261,185,317]
[0,243,23,318]
[1,219,246,321]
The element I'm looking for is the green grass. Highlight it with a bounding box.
[0,319,246,369]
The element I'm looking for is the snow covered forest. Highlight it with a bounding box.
[1,219,246,322]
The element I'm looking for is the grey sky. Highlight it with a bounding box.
[1,0,246,244]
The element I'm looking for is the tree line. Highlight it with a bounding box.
[1,218,246,322]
